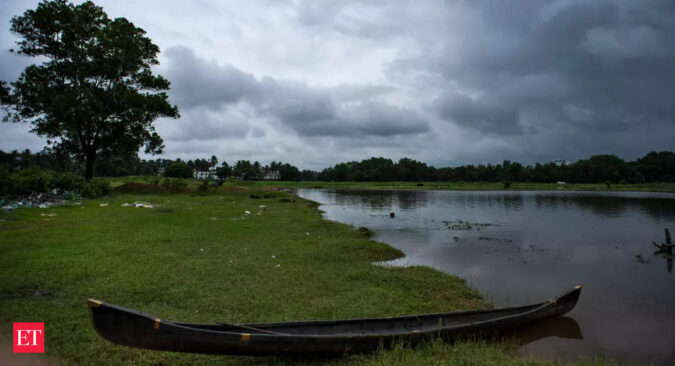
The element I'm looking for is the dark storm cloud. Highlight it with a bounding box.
[339,101,428,137]
[162,46,429,140]
[161,105,250,141]
[412,0,675,145]
[2,0,673,167]
[432,92,522,135]
[162,46,260,109]
[266,99,428,137]
[324,84,396,103]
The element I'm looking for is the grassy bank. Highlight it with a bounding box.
[254,180,675,193]
[103,176,674,193]
[1,184,616,365]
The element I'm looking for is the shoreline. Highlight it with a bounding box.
[255,180,675,193]
[0,183,626,365]
[103,176,675,193]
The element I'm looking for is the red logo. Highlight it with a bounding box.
[13,322,44,353]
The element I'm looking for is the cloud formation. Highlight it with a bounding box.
[1,0,673,169]
[160,46,428,141]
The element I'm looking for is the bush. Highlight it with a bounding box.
[52,172,86,191]
[161,178,188,192]
[0,164,11,196]
[164,162,193,178]
[198,180,209,194]
[0,166,110,198]
[80,179,111,198]
[11,167,53,195]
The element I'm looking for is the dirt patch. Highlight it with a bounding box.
[0,330,51,365]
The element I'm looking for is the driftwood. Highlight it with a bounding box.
[653,228,673,254]
[666,228,672,245]
[653,229,674,273]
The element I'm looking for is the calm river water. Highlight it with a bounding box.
[296,189,675,364]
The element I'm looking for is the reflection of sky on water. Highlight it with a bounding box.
[297,189,675,364]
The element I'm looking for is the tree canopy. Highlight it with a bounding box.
[164,161,192,179]
[1,0,178,180]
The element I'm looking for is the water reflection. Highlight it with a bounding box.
[653,253,674,273]
[328,189,430,210]
[506,316,583,346]
[297,189,675,365]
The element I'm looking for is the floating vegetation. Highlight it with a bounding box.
[443,219,502,231]
[398,227,427,233]
[524,244,547,253]
[635,253,650,264]
[478,236,513,243]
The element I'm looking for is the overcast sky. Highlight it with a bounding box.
[1,0,674,170]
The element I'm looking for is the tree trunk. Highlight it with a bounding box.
[84,150,96,181]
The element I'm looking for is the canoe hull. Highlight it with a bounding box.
[89,286,581,356]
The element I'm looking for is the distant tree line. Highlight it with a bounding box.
[0,149,169,177]
[0,150,316,181]
[317,152,674,183]
[1,149,672,183]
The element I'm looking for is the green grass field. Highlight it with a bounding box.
[0,183,624,364]
[103,176,675,193]
[253,180,675,192]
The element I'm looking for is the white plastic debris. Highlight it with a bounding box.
[122,201,155,208]
[272,255,276,259]
[99,203,109,207]
[244,210,251,214]
[258,205,266,208]
[274,264,281,268]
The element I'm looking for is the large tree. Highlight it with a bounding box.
[1,0,178,180]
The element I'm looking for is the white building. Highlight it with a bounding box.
[263,170,280,180]
[194,167,218,180]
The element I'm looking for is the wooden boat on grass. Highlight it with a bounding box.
[88,285,581,356]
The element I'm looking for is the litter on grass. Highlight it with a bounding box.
[121,201,156,208]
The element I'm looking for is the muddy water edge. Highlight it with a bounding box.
[296,189,675,365]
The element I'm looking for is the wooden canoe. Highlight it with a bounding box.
[88,285,581,356]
